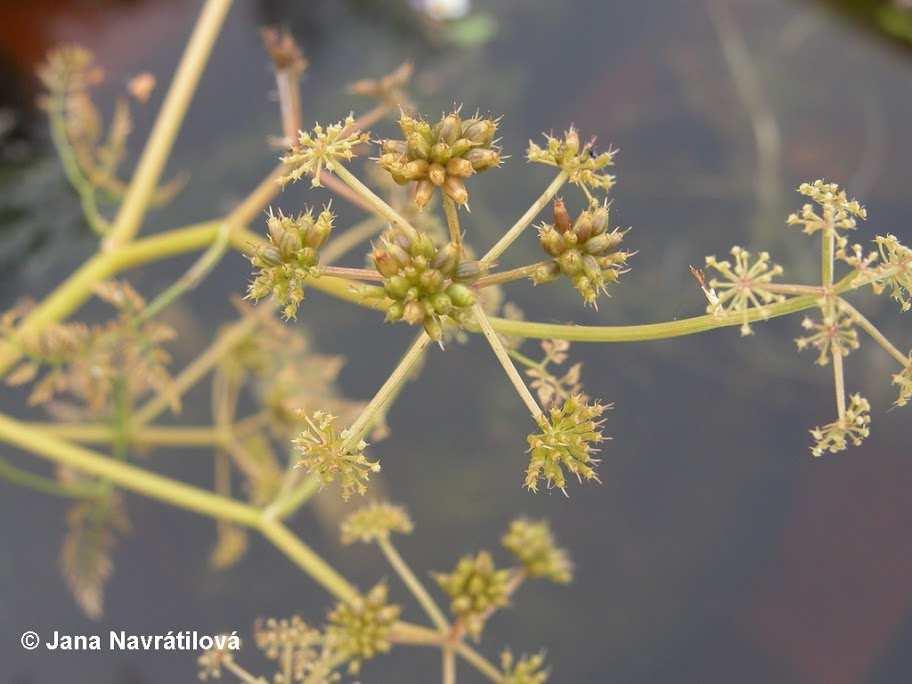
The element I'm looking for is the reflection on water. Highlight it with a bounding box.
[1,1,911,682]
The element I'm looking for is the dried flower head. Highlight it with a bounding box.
[796,311,859,366]
[435,550,511,639]
[378,109,502,208]
[810,393,871,457]
[348,61,413,110]
[293,411,379,500]
[893,352,912,408]
[703,246,785,336]
[501,650,550,684]
[533,199,630,307]
[787,180,866,237]
[281,116,371,187]
[502,519,572,584]
[525,395,608,494]
[873,234,912,312]
[364,224,479,340]
[340,501,414,544]
[247,207,335,319]
[260,26,308,75]
[327,583,400,672]
[524,339,586,410]
[527,128,615,201]
[37,45,104,95]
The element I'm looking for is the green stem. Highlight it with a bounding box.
[327,160,421,240]
[453,642,503,682]
[262,473,322,521]
[103,0,233,249]
[0,456,100,499]
[481,171,568,265]
[0,410,360,603]
[839,298,909,366]
[442,195,462,252]
[23,423,222,447]
[343,331,431,449]
[474,262,549,289]
[378,537,449,632]
[472,303,543,422]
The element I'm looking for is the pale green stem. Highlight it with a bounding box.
[443,647,457,684]
[472,303,543,422]
[453,642,502,682]
[0,456,100,499]
[24,423,221,447]
[343,331,431,449]
[756,282,825,296]
[223,658,269,684]
[320,266,384,282]
[442,195,462,252]
[47,93,110,235]
[377,536,450,632]
[474,261,550,289]
[480,171,568,265]
[327,160,421,240]
[138,220,232,323]
[833,350,847,419]
[262,473,322,521]
[839,298,908,366]
[104,0,233,249]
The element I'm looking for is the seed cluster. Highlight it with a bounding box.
[368,225,478,340]
[378,110,501,208]
[501,519,572,584]
[435,550,511,639]
[810,393,871,457]
[525,395,608,494]
[534,199,630,306]
[247,207,334,319]
[327,583,400,672]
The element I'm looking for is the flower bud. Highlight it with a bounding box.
[465,148,500,171]
[403,300,425,325]
[419,269,443,292]
[581,254,601,282]
[384,302,404,322]
[439,113,461,144]
[553,198,572,234]
[558,250,582,275]
[428,162,446,186]
[538,226,565,257]
[432,242,460,275]
[401,159,429,180]
[462,118,497,144]
[429,142,450,164]
[414,180,434,208]
[372,250,400,277]
[423,316,443,341]
[531,261,560,284]
[445,283,475,308]
[564,127,580,156]
[381,139,407,155]
[446,157,475,178]
[407,132,430,159]
[430,292,453,315]
[450,137,474,157]
[573,211,594,242]
[384,275,411,299]
[443,177,469,205]
[455,260,484,281]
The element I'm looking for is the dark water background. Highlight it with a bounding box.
[1,1,911,682]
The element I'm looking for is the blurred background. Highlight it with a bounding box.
[1,0,911,682]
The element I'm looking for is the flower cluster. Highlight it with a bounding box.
[340,501,414,545]
[501,651,550,684]
[527,128,615,201]
[533,199,630,306]
[254,616,342,683]
[893,353,912,408]
[810,393,871,457]
[247,207,334,319]
[502,519,572,583]
[3,282,175,415]
[365,225,478,340]
[796,311,859,366]
[873,234,912,312]
[327,583,400,673]
[786,180,866,238]
[525,395,608,494]
[281,115,370,187]
[702,246,785,336]
[377,110,501,208]
[293,411,379,500]
[434,551,511,639]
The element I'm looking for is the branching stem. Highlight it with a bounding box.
[378,536,450,632]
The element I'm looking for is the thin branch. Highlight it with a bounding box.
[839,298,909,366]
[480,171,568,265]
[378,537,450,632]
